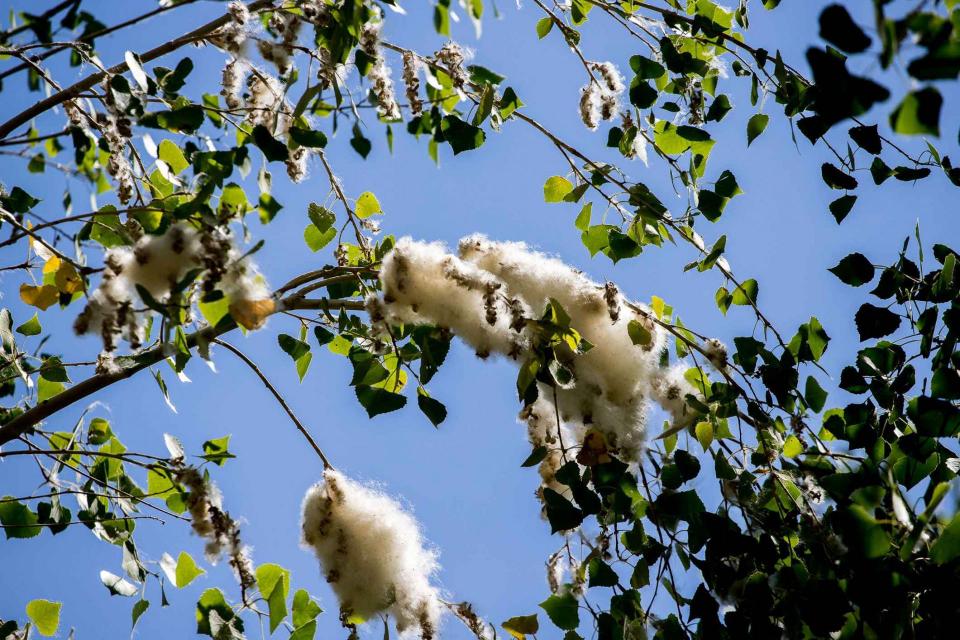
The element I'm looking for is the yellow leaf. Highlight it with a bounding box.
[695,421,714,451]
[42,256,61,274]
[55,262,83,294]
[20,284,59,310]
[229,298,275,330]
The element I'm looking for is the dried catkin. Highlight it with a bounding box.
[359,21,402,120]
[578,84,600,130]
[75,224,271,349]
[402,51,424,116]
[301,471,442,638]
[435,42,470,88]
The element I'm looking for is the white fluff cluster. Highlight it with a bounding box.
[301,470,441,638]
[239,66,310,182]
[374,236,707,473]
[520,396,575,498]
[649,364,703,430]
[435,42,470,89]
[458,235,667,457]
[221,59,245,110]
[704,337,728,370]
[178,467,255,592]
[208,1,250,53]
[402,51,424,116]
[579,61,624,129]
[75,224,269,351]
[359,22,402,120]
[379,237,530,359]
[259,10,302,75]
[578,84,601,130]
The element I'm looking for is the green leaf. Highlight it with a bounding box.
[829,194,857,223]
[782,434,803,458]
[0,186,40,213]
[15,313,41,336]
[539,593,579,631]
[498,87,524,119]
[931,513,960,564]
[731,279,758,306]
[307,203,336,231]
[417,392,447,427]
[196,588,242,637]
[854,303,901,341]
[828,253,874,286]
[0,498,41,538]
[25,600,61,637]
[821,163,858,190]
[158,139,188,174]
[256,564,289,600]
[627,319,652,346]
[278,334,311,361]
[304,225,336,252]
[890,88,942,136]
[37,377,64,403]
[175,552,205,588]
[630,55,666,79]
[132,599,150,631]
[502,614,539,640]
[289,126,327,148]
[819,5,870,53]
[544,176,574,203]
[355,192,381,218]
[289,621,317,640]
[356,386,407,417]
[202,435,235,466]
[746,113,769,146]
[804,376,828,412]
[291,589,322,628]
[536,17,553,39]
[473,84,495,126]
[441,115,485,154]
[252,124,289,161]
[842,505,891,559]
[588,557,619,587]
[695,421,714,451]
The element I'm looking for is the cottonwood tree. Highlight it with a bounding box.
[0,0,959,639]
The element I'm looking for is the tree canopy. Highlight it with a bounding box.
[1,1,959,639]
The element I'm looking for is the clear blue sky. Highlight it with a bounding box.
[1,1,958,638]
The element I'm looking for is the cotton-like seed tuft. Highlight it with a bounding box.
[402,52,424,116]
[704,338,728,371]
[301,470,442,638]
[578,84,600,130]
[374,237,707,463]
[379,237,529,359]
[436,42,470,88]
[649,364,702,429]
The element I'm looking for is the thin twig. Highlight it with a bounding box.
[213,338,333,470]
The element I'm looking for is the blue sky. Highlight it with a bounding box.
[1,0,958,638]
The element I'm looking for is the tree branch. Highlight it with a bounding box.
[0,0,276,141]
[0,293,363,446]
[213,338,334,470]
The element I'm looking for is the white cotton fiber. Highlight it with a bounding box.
[374,236,704,463]
[380,237,529,359]
[301,470,442,638]
[458,235,666,456]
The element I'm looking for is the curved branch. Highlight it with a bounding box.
[0,0,276,141]
[0,294,363,446]
[213,338,334,470]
